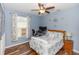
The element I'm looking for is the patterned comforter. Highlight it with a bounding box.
[29,32,64,55]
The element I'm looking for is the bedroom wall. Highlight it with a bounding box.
[4,9,41,47]
[41,5,79,52]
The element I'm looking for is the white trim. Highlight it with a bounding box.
[73,49,79,53]
[0,33,5,55]
[5,41,29,49]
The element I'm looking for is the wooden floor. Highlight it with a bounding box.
[5,42,79,55]
[5,43,38,55]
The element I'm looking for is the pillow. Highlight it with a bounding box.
[45,31,63,40]
[45,31,55,40]
[58,33,63,39]
[53,32,63,39]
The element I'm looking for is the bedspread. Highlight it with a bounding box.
[29,36,64,55]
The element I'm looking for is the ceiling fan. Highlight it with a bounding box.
[32,3,55,14]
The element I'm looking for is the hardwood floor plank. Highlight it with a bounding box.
[5,42,79,55]
[20,50,31,55]
[7,50,20,55]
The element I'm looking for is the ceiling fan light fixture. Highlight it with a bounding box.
[32,3,55,15]
[39,9,45,13]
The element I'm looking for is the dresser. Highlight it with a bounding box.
[64,40,73,55]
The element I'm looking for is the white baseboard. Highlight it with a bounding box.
[73,49,79,53]
[5,41,29,49]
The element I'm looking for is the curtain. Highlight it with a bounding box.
[11,13,17,41]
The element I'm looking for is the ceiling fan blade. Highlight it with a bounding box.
[32,9,39,11]
[45,11,50,13]
[46,6,55,10]
[42,4,45,9]
[38,12,41,15]
[38,3,44,9]
[38,3,41,6]
[38,3,42,9]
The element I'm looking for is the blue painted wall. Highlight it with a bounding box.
[41,5,79,51]
[4,9,40,47]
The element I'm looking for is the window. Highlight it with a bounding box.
[11,14,30,41]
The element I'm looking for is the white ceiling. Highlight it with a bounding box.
[2,3,79,15]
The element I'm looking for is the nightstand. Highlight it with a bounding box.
[64,40,73,55]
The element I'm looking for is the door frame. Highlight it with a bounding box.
[0,33,5,55]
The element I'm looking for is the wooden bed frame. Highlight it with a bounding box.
[48,30,66,42]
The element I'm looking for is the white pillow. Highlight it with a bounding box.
[46,32,55,40]
[53,32,63,39]
[58,33,63,39]
[45,31,63,40]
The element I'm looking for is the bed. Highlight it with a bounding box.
[29,30,66,55]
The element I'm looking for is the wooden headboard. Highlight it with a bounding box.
[48,30,66,41]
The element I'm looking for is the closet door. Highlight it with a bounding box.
[0,4,5,55]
